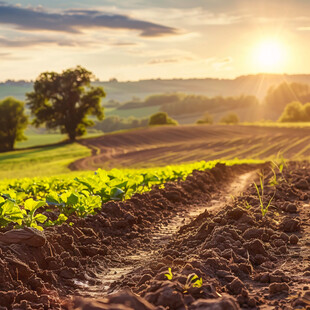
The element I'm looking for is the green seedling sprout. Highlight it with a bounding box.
[164,269,203,292]
[165,268,173,280]
[192,277,203,288]
[254,173,275,217]
[243,200,252,210]
[184,273,203,292]
[269,152,287,186]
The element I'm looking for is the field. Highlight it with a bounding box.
[0,124,309,309]
[70,124,310,170]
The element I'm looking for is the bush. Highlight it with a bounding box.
[196,112,214,124]
[148,112,178,126]
[219,113,239,124]
[279,101,310,122]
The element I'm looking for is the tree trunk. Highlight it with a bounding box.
[68,131,76,142]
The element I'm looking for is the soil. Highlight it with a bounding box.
[69,125,310,170]
[0,161,310,309]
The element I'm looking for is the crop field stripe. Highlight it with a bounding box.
[294,142,310,158]
[253,138,292,159]
[0,159,264,231]
[287,136,310,159]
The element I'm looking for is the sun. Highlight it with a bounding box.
[253,39,287,71]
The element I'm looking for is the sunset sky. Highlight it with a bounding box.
[1,0,310,81]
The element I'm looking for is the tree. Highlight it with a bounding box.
[264,82,310,113]
[219,112,239,124]
[196,112,214,124]
[0,97,28,152]
[26,66,105,141]
[148,112,178,126]
[279,101,310,122]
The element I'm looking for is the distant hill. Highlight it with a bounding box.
[2,73,310,123]
[2,74,310,103]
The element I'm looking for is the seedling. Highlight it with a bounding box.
[254,174,275,217]
[184,273,203,292]
[164,269,203,292]
[164,267,173,280]
[192,276,203,288]
[243,200,252,210]
[269,152,287,186]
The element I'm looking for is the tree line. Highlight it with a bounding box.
[118,93,259,115]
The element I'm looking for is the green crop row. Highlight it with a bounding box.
[0,159,263,230]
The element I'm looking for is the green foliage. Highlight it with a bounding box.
[0,97,28,152]
[26,66,106,141]
[149,112,178,126]
[0,159,264,231]
[219,113,239,124]
[0,197,46,231]
[278,101,310,122]
[0,160,219,230]
[196,112,214,124]
[265,82,310,113]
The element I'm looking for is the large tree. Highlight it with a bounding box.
[0,97,28,152]
[27,66,105,141]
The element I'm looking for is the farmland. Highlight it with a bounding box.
[71,124,310,170]
[0,123,309,309]
[3,0,310,307]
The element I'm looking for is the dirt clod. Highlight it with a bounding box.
[290,234,299,245]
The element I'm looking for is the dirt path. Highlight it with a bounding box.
[74,171,258,298]
[69,125,310,170]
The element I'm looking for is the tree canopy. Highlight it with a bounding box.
[148,112,178,126]
[26,66,105,141]
[264,82,310,113]
[0,97,28,152]
[279,101,310,122]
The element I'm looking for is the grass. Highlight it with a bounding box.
[0,143,91,179]
[15,131,104,149]
[16,134,66,148]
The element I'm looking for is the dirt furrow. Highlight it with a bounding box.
[73,171,258,298]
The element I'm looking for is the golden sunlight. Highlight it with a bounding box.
[253,39,287,71]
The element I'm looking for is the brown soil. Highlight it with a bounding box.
[0,161,310,309]
[69,125,310,170]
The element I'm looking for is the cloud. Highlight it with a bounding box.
[0,36,89,48]
[147,56,193,65]
[212,57,233,70]
[0,3,179,37]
